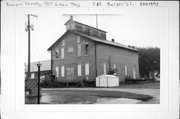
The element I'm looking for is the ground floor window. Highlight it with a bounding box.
[77,64,82,76]
[55,67,59,78]
[61,66,65,77]
[133,69,136,79]
[125,65,127,76]
[85,63,89,75]
[103,63,106,75]
[113,64,117,75]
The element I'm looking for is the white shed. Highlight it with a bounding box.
[96,75,119,87]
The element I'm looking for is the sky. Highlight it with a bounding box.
[16,8,167,63]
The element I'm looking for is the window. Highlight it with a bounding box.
[61,66,65,77]
[68,47,73,53]
[85,63,89,75]
[113,64,117,75]
[55,67,59,78]
[77,36,80,43]
[66,25,70,30]
[55,49,59,59]
[125,65,127,76]
[113,64,116,69]
[84,43,89,55]
[103,63,106,75]
[62,40,65,46]
[71,24,75,30]
[77,64,82,76]
[61,47,64,59]
[77,44,81,57]
[31,73,35,79]
[133,69,136,79]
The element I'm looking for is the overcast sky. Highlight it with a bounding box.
[16,8,167,63]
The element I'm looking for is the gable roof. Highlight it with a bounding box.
[48,30,137,52]
[25,60,51,72]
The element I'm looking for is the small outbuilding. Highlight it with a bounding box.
[96,75,119,87]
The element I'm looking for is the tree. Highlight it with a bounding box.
[137,47,160,79]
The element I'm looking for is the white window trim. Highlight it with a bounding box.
[77,64,82,76]
[55,67,59,78]
[61,47,65,59]
[113,64,117,75]
[77,36,80,43]
[77,44,81,57]
[85,63,89,76]
[133,69,136,79]
[61,66,65,77]
[103,63,106,75]
[62,40,65,46]
[125,65,127,76]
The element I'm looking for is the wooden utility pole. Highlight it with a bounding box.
[27,15,31,80]
[96,14,98,29]
[26,14,37,80]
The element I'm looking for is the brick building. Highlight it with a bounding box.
[48,16,139,83]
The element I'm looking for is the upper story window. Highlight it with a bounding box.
[68,47,73,53]
[77,36,80,43]
[61,47,64,59]
[77,36,81,57]
[84,43,89,55]
[54,48,59,59]
[77,44,81,57]
[62,39,65,46]
[66,25,70,30]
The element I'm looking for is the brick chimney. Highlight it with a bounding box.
[70,16,73,20]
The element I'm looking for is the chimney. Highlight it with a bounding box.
[70,16,73,20]
[112,39,115,42]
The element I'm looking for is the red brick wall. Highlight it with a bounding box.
[96,43,139,82]
[51,32,139,83]
[52,33,96,82]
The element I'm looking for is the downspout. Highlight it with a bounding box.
[51,51,53,74]
[95,43,97,77]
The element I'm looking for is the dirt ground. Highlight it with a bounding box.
[26,82,160,104]
[40,88,159,104]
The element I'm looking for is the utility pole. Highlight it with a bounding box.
[96,14,98,29]
[25,14,38,80]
